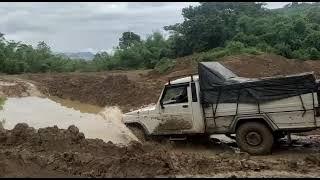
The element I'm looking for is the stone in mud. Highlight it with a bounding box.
[68,125,79,135]
[12,123,29,132]
[288,160,298,169]
[126,141,145,154]
[305,155,320,166]
[78,132,85,140]
[239,152,250,159]
[80,153,94,164]
[0,131,7,143]
[6,123,36,145]
[106,141,113,145]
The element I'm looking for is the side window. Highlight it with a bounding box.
[162,85,188,105]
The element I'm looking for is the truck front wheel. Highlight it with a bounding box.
[127,125,146,143]
[236,122,274,155]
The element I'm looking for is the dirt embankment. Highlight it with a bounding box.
[221,54,320,78]
[13,53,320,113]
[23,72,164,112]
[0,78,28,97]
[157,53,320,79]
[1,123,320,178]
[0,76,42,98]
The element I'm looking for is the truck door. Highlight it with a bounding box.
[156,83,193,134]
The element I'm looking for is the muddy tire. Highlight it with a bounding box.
[236,122,274,155]
[127,125,146,143]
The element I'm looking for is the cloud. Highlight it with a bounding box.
[264,2,291,9]
[0,2,287,53]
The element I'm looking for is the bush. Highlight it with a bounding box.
[243,47,262,55]
[308,47,320,60]
[154,58,176,74]
[3,60,27,74]
[274,43,293,58]
[292,48,309,60]
[226,41,245,53]
[0,97,6,110]
[256,42,276,53]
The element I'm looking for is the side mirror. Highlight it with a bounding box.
[160,101,165,109]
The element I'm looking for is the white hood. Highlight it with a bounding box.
[124,105,156,116]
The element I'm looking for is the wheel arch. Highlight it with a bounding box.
[229,114,278,133]
[125,122,150,135]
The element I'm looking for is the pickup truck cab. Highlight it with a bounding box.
[123,62,320,155]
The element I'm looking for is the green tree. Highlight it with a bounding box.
[92,51,112,71]
[119,31,141,49]
[308,47,320,60]
[307,7,320,24]
[304,31,320,50]
[164,2,267,57]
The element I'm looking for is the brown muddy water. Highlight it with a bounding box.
[0,96,137,145]
[48,96,104,114]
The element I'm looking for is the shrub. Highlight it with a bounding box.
[154,58,176,74]
[292,48,309,60]
[308,47,320,60]
[226,41,245,53]
[274,43,293,58]
[243,47,262,55]
[0,97,6,110]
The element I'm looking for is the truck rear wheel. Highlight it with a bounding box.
[236,122,274,155]
[127,125,146,143]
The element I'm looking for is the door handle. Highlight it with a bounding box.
[182,105,188,108]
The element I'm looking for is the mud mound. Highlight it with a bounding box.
[147,54,198,81]
[165,55,198,79]
[304,60,320,78]
[1,123,320,177]
[153,53,320,79]
[0,123,173,177]
[26,74,162,112]
[221,54,311,78]
[0,79,28,97]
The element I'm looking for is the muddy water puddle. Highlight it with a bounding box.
[0,96,137,145]
[48,96,103,114]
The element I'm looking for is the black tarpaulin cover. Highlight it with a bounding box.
[198,62,317,104]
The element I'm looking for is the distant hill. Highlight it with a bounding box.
[62,52,95,60]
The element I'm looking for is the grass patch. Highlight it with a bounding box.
[0,97,6,110]
[154,58,176,74]
[197,41,264,62]
[155,42,265,74]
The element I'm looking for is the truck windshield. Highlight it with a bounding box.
[162,85,188,105]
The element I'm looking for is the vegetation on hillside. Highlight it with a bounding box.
[164,2,320,60]
[0,2,320,74]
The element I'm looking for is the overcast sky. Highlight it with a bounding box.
[0,2,291,53]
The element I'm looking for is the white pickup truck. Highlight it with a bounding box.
[123,62,320,155]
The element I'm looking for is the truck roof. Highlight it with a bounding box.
[166,62,237,85]
[166,75,199,85]
[167,72,316,85]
